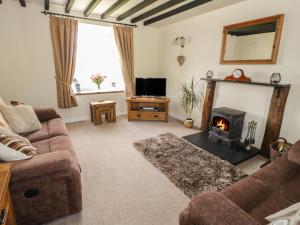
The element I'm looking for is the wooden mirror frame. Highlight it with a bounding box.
[220,14,285,65]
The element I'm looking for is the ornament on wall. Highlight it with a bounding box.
[173,36,186,66]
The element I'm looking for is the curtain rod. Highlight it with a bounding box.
[41,11,138,28]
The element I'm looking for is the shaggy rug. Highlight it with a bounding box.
[133,133,246,198]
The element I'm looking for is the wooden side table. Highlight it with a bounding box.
[90,101,116,125]
[0,163,17,225]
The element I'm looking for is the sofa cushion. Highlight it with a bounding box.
[288,140,300,165]
[25,118,68,143]
[0,104,42,133]
[252,157,300,203]
[222,176,293,225]
[32,135,78,162]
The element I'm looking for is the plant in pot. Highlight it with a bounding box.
[180,77,200,128]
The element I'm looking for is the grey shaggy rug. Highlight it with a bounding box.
[133,133,246,198]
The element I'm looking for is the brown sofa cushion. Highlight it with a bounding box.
[180,192,261,225]
[32,135,78,162]
[24,118,68,143]
[33,107,60,122]
[288,140,300,165]
[252,157,300,204]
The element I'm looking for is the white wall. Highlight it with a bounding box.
[158,0,300,146]
[0,1,160,122]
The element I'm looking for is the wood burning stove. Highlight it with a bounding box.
[209,107,245,145]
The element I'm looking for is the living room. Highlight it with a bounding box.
[0,0,299,225]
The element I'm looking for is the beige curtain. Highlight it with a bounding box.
[50,16,78,108]
[113,26,135,97]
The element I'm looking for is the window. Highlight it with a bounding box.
[73,23,124,93]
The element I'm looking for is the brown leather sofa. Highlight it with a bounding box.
[9,108,82,225]
[180,141,300,225]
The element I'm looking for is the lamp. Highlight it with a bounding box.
[173,36,186,66]
[173,36,186,48]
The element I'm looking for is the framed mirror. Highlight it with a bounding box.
[220,14,284,64]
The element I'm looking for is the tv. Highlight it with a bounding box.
[135,78,166,97]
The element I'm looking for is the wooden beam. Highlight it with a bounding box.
[200,80,216,131]
[131,0,186,23]
[19,0,26,7]
[101,0,130,20]
[117,0,157,21]
[65,0,75,13]
[44,0,50,11]
[261,86,291,158]
[84,0,103,17]
[0,0,2,4]
[144,0,212,26]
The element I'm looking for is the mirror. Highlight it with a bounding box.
[220,14,284,64]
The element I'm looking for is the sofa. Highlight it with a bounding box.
[180,141,300,225]
[9,108,82,225]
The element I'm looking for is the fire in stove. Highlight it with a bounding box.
[213,117,229,131]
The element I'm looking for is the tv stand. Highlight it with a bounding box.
[127,97,170,122]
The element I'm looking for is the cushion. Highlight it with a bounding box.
[0,97,11,130]
[32,135,78,162]
[0,134,36,161]
[25,118,68,143]
[0,97,6,106]
[288,140,300,165]
[266,202,300,225]
[0,104,42,134]
[252,157,300,203]
[0,127,30,144]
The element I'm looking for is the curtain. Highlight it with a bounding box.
[50,16,78,108]
[113,26,135,97]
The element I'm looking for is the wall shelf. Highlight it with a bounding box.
[200,78,291,88]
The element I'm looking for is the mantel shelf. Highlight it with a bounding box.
[200,78,291,88]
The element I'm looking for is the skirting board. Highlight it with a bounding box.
[64,112,127,124]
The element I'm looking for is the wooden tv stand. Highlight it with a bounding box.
[127,97,170,122]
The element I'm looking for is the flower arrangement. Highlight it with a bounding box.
[91,73,106,89]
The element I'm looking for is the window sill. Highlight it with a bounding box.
[75,90,125,96]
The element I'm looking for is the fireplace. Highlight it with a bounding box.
[209,107,245,144]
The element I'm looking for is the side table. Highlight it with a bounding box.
[0,163,17,225]
[90,100,116,125]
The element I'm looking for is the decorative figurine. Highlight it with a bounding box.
[270,72,281,84]
[73,78,80,92]
[206,70,214,79]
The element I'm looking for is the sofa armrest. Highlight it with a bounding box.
[10,151,79,183]
[33,107,60,122]
[180,192,261,225]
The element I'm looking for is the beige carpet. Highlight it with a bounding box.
[46,116,267,225]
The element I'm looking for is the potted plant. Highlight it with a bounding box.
[180,77,200,128]
[91,73,106,89]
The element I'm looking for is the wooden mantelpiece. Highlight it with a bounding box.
[200,78,291,158]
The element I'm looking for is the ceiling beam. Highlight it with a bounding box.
[19,0,26,7]
[131,0,187,23]
[117,0,157,21]
[144,0,212,26]
[0,0,2,4]
[101,0,130,20]
[84,0,103,17]
[44,0,50,11]
[65,0,76,13]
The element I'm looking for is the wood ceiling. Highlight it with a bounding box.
[3,0,215,26]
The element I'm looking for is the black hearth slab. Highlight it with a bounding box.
[183,131,260,165]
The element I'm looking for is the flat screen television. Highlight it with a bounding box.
[135,78,166,97]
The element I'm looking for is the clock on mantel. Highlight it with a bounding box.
[225,69,252,82]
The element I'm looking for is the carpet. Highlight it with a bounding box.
[133,133,246,198]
